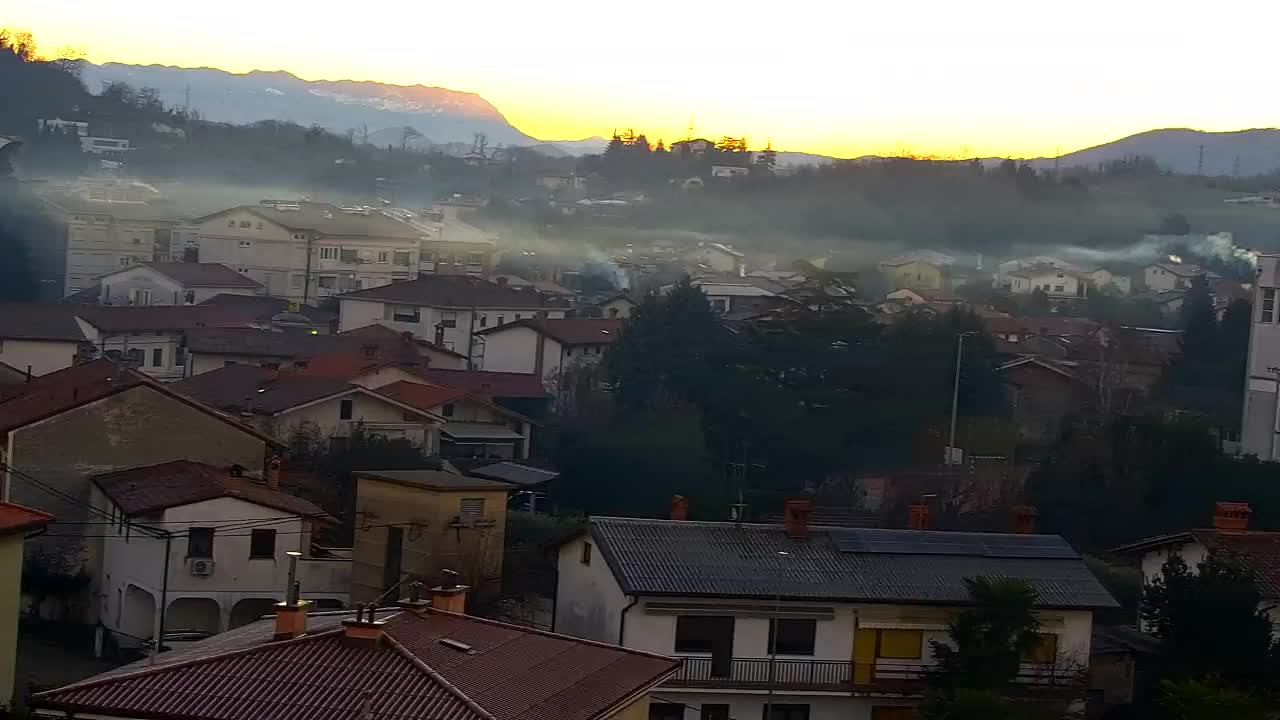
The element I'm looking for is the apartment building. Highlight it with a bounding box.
[556,507,1115,720]
[420,204,498,276]
[1242,253,1280,458]
[184,201,425,302]
[337,275,567,358]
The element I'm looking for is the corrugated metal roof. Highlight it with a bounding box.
[469,462,559,487]
[35,608,679,720]
[589,517,1117,609]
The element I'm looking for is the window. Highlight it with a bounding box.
[237,220,252,228]
[339,399,353,420]
[128,288,151,305]
[649,703,684,720]
[441,312,458,328]
[392,305,421,323]
[442,403,455,418]
[876,629,923,659]
[764,705,809,720]
[291,274,304,289]
[580,541,592,565]
[227,219,236,228]
[460,497,485,519]
[119,257,133,266]
[131,237,141,245]
[466,252,484,265]
[1053,284,1065,293]
[249,529,277,558]
[293,233,307,240]
[393,251,412,266]
[1024,633,1058,664]
[320,247,340,260]
[377,251,389,264]
[256,222,263,230]
[239,240,252,248]
[768,618,816,655]
[151,348,164,367]
[700,706,729,720]
[566,348,574,357]
[674,615,734,653]
[402,412,419,422]
[341,248,359,263]
[125,348,145,364]
[318,276,337,289]
[496,315,505,326]
[1264,288,1276,323]
[188,527,214,558]
[514,314,522,320]
[175,346,186,367]
[183,290,196,304]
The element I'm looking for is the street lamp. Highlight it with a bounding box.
[946,332,978,466]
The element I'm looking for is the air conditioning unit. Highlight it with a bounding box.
[187,558,214,576]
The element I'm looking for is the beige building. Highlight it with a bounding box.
[92,262,262,306]
[0,304,88,376]
[0,503,53,710]
[184,201,425,302]
[420,205,498,276]
[351,470,511,605]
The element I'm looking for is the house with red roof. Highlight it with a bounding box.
[0,501,52,710]
[378,381,535,460]
[475,318,623,391]
[87,460,349,649]
[32,585,680,720]
[89,261,263,307]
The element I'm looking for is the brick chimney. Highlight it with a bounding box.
[273,552,310,640]
[670,495,689,521]
[1011,505,1038,535]
[226,464,244,494]
[266,456,282,491]
[783,498,815,539]
[1213,502,1251,533]
[341,604,388,647]
[908,503,931,530]
[431,569,470,613]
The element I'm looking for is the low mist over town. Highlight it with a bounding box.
[5,16,1280,720]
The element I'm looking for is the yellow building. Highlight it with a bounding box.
[879,259,945,291]
[0,502,53,710]
[350,470,510,606]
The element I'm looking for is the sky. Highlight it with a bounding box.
[9,0,1280,158]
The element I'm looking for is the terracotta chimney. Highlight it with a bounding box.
[398,581,430,611]
[267,456,282,491]
[273,552,309,640]
[431,569,469,613]
[669,495,689,521]
[908,503,931,531]
[341,603,388,647]
[783,498,815,539]
[1213,502,1251,533]
[226,464,244,494]
[1011,505,1038,535]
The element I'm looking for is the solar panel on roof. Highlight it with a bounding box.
[829,528,1079,559]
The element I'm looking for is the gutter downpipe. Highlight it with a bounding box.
[619,595,639,645]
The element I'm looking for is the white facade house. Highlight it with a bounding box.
[597,294,639,319]
[374,380,535,460]
[94,262,262,306]
[678,281,779,315]
[994,256,1078,290]
[556,513,1113,720]
[1007,266,1089,298]
[0,305,88,376]
[1081,268,1131,295]
[1242,254,1280,459]
[474,319,622,388]
[336,275,567,359]
[1143,263,1220,292]
[88,461,350,647]
[710,165,750,179]
[42,188,181,295]
[685,244,745,275]
[184,201,424,302]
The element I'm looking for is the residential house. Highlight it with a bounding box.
[33,594,679,720]
[338,324,469,369]
[671,138,716,158]
[0,304,88,376]
[1007,265,1089,298]
[1242,254,1280,459]
[998,356,1087,446]
[1088,625,1163,712]
[336,274,567,359]
[40,186,181,296]
[1079,267,1132,295]
[1112,502,1280,628]
[710,165,750,179]
[475,318,622,387]
[598,293,640,319]
[198,292,337,333]
[74,305,252,382]
[490,274,576,298]
[91,262,262,306]
[883,288,964,306]
[183,200,424,301]
[557,510,1115,720]
[378,381,534,460]
[877,251,953,291]
[1130,289,1186,317]
[409,367,551,418]
[0,360,282,623]
[418,203,498,276]
[537,173,587,191]
[684,243,745,275]
[171,364,444,450]
[183,325,467,378]
[351,470,513,603]
[1142,262,1220,292]
[983,316,1101,345]
[0,503,53,710]
[678,281,781,315]
[994,256,1078,290]
[88,461,348,647]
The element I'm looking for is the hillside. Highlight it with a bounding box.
[1044,128,1280,175]
[80,62,537,146]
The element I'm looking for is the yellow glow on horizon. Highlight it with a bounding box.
[9,0,1280,160]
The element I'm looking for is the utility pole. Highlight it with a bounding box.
[1196,144,1205,176]
[946,332,975,465]
[150,530,173,663]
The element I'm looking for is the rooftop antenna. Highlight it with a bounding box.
[687,116,694,141]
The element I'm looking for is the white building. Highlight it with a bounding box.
[994,256,1078,290]
[1143,262,1220,293]
[556,510,1113,720]
[0,304,87,376]
[375,380,535,460]
[685,244,745,275]
[93,262,262,306]
[1007,265,1089,298]
[89,461,350,647]
[1242,253,1280,459]
[597,293,639,319]
[710,165,750,179]
[474,318,622,386]
[337,275,567,359]
[184,201,425,302]
[80,137,132,155]
[678,281,779,315]
[75,306,241,382]
[1080,268,1131,295]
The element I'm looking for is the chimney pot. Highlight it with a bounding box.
[267,456,282,491]
[1011,505,1038,534]
[1213,502,1251,533]
[226,465,243,494]
[908,503,931,531]
[669,495,689,522]
[398,581,430,611]
[783,498,815,539]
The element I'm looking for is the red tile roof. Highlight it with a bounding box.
[422,369,547,400]
[339,275,566,309]
[142,262,263,288]
[475,319,624,346]
[0,303,88,341]
[1193,529,1280,600]
[34,607,679,720]
[379,380,468,410]
[93,460,329,519]
[74,304,254,333]
[0,501,53,537]
[341,324,470,360]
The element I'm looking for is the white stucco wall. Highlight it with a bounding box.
[652,690,916,720]
[0,339,79,376]
[556,535,631,643]
[339,299,565,358]
[93,332,186,381]
[479,326,560,375]
[273,393,434,449]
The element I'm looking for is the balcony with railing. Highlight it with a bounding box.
[666,657,1080,696]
